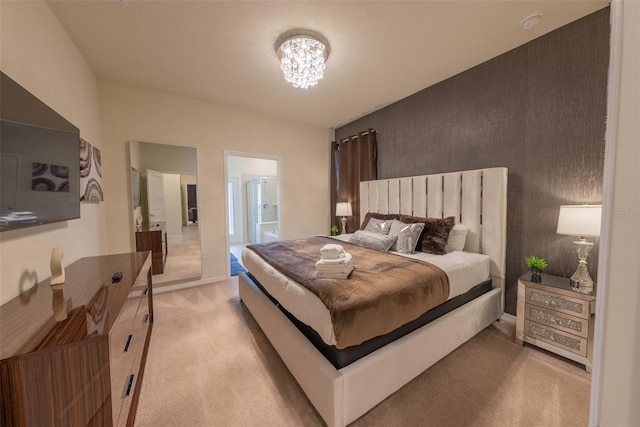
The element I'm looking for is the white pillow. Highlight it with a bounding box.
[446,223,470,253]
[388,219,425,253]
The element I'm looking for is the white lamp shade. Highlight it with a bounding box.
[335,202,352,217]
[556,205,602,237]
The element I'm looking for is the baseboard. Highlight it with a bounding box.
[500,313,517,323]
[145,275,227,296]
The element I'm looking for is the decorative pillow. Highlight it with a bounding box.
[349,230,397,253]
[398,215,455,255]
[388,220,425,253]
[360,212,401,230]
[363,218,392,235]
[446,223,470,253]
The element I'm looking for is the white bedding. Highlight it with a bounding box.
[241,234,490,347]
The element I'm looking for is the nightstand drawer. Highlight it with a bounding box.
[524,319,588,357]
[524,303,589,338]
[525,287,590,319]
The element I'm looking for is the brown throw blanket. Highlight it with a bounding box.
[246,236,450,349]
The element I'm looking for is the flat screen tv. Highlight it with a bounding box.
[1,72,81,232]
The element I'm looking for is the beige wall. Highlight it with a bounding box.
[139,141,197,174]
[227,155,278,178]
[0,1,107,304]
[180,175,197,185]
[99,81,331,281]
[595,0,640,424]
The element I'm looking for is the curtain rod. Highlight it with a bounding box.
[336,129,376,143]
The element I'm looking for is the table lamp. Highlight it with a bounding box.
[556,204,602,294]
[335,202,352,235]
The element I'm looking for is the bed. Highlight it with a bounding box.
[238,167,507,426]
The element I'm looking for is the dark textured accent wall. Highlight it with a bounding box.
[335,8,609,315]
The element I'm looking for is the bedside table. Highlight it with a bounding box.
[516,272,596,372]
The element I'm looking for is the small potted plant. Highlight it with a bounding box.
[525,256,548,283]
[330,225,339,236]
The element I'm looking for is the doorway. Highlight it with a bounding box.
[225,152,281,270]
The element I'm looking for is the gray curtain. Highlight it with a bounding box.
[331,130,377,233]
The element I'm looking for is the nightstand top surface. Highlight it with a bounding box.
[518,272,596,297]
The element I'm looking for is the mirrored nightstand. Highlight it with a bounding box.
[516,272,596,372]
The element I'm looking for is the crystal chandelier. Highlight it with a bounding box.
[276,30,330,89]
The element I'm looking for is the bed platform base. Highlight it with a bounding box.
[239,272,502,427]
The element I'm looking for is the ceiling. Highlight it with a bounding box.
[47,0,609,129]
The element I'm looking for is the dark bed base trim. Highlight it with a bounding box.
[246,273,492,369]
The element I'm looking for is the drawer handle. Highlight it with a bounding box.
[143,287,149,296]
[123,334,133,352]
[122,374,135,398]
[142,313,149,324]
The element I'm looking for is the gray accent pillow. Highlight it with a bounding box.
[360,212,402,230]
[388,220,425,253]
[349,230,397,252]
[363,218,392,235]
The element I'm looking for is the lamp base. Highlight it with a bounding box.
[570,239,595,294]
[340,217,347,235]
[570,266,595,294]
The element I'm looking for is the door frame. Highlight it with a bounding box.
[589,1,629,424]
[227,176,242,243]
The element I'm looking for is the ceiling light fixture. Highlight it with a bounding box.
[275,29,330,89]
[521,13,543,30]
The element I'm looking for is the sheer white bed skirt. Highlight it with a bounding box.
[239,272,502,427]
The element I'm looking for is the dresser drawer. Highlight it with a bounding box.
[525,286,591,319]
[524,303,589,339]
[117,325,150,425]
[109,296,141,371]
[111,257,152,426]
[109,293,143,424]
[524,319,588,357]
[115,295,151,426]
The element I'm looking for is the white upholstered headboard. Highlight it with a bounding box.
[359,167,507,309]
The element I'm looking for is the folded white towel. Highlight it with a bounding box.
[315,261,354,274]
[321,252,345,260]
[316,266,354,279]
[316,253,352,266]
[316,273,350,279]
[320,244,345,255]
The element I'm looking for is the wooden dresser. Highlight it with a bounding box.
[135,222,166,274]
[0,252,154,426]
[516,272,596,372]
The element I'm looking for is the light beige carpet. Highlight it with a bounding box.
[135,278,591,427]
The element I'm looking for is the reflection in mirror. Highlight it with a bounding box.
[129,141,201,287]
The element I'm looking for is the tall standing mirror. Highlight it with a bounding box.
[129,141,201,286]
